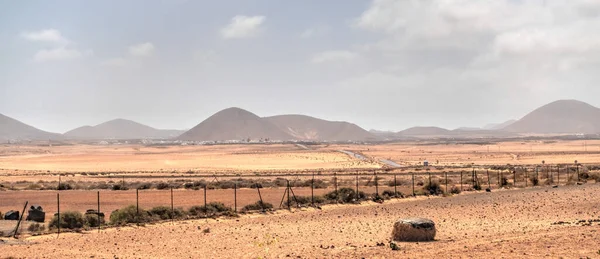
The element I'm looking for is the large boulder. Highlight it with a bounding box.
[391,218,436,242]
[26,205,46,222]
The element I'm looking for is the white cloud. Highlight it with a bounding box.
[33,47,91,62]
[129,42,155,57]
[220,15,266,39]
[21,29,68,43]
[311,50,358,63]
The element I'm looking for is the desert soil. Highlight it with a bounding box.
[2,184,599,258]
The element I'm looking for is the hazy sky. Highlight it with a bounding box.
[2,0,600,133]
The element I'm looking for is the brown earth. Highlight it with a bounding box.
[2,184,600,258]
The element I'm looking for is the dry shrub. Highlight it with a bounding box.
[242,201,273,212]
[325,188,366,203]
[450,186,461,194]
[27,223,45,233]
[149,206,187,220]
[110,205,149,225]
[188,202,235,217]
[424,181,443,195]
[49,211,85,230]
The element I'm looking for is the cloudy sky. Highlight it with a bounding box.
[2,0,600,133]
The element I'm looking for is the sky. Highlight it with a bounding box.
[2,0,600,133]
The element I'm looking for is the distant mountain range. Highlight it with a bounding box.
[64,119,184,140]
[2,99,600,141]
[176,108,376,142]
[0,114,62,141]
[504,100,600,134]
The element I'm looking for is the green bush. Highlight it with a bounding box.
[424,181,443,195]
[242,201,273,212]
[325,188,366,203]
[148,206,187,220]
[188,202,234,217]
[110,205,149,225]
[84,213,105,227]
[49,211,85,230]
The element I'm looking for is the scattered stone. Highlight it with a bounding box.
[391,218,436,242]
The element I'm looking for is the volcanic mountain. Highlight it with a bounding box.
[0,113,62,140]
[504,100,600,134]
[483,120,516,130]
[64,119,184,140]
[177,108,293,141]
[264,114,376,141]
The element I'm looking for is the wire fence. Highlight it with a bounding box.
[1,164,598,237]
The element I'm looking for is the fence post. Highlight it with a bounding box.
[394,174,397,197]
[375,172,379,197]
[487,169,491,190]
[234,183,237,213]
[13,201,28,238]
[97,191,101,232]
[514,169,517,187]
[577,164,580,182]
[334,172,338,200]
[257,186,265,212]
[445,172,448,194]
[170,187,174,222]
[57,193,60,236]
[356,173,360,201]
[311,173,315,206]
[525,168,528,187]
[287,180,291,211]
[136,188,139,224]
[412,173,415,197]
[557,165,560,185]
[460,171,463,191]
[497,170,500,186]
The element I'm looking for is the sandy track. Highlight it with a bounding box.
[2,184,599,258]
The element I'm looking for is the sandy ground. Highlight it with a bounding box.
[2,184,599,258]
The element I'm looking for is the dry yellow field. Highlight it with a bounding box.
[1,140,599,177]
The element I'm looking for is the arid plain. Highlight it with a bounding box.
[1,140,600,258]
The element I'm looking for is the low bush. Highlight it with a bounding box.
[530,176,540,186]
[473,181,482,191]
[27,223,45,233]
[155,182,171,190]
[450,186,461,194]
[149,206,187,220]
[84,213,104,227]
[424,181,443,195]
[325,188,366,203]
[242,201,273,212]
[57,183,73,190]
[136,183,152,190]
[188,202,235,217]
[381,190,403,199]
[500,176,509,187]
[110,205,149,225]
[49,211,85,230]
[112,184,129,191]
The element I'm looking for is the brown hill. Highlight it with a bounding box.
[264,115,376,141]
[177,108,293,141]
[64,119,184,140]
[504,100,600,134]
[0,113,62,140]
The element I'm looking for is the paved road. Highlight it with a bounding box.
[338,150,367,161]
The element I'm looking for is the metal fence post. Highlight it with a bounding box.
[394,174,397,197]
[170,187,174,222]
[57,193,60,236]
[234,183,237,213]
[412,173,415,196]
[97,191,101,232]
